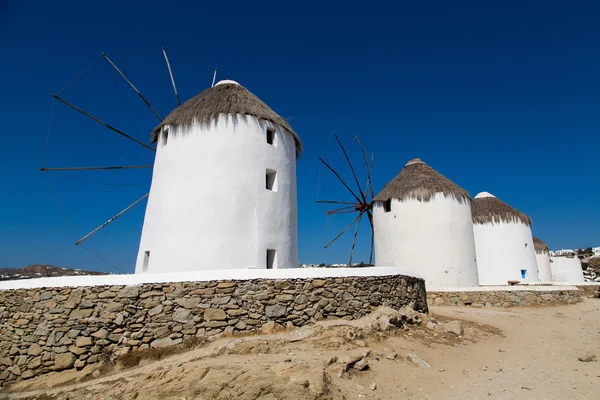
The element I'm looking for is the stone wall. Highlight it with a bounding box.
[0,274,426,385]
[427,288,581,307]
[576,284,600,298]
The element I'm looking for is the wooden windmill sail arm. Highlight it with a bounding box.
[324,211,364,249]
[318,157,362,204]
[75,193,149,245]
[102,53,163,122]
[52,95,156,152]
[334,134,364,199]
[162,48,181,107]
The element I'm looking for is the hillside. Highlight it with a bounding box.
[0,264,108,281]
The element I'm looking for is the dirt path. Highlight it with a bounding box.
[2,300,599,400]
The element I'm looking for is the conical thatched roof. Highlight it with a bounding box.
[533,236,549,254]
[373,158,471,203]
[471,192,532,226]
[151,80,302,157]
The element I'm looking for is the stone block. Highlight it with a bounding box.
[54,353,76,370]
[203,308,227,321]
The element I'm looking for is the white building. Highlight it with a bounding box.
[533,236,553,282]
[472,192,540,285]
[550,256,585,283]
[135,80,302,273]
[373,158,479,288]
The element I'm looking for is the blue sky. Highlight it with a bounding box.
[1,0,598,273]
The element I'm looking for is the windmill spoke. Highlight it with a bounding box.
[162,48,181,107]
[316,200,357,205]
[102,53,163,121]
[75,193,149,245]
[349,212,363,266]
[335,134,364,198]
[318,157,362,203]
[53,95,156,152]
[324,211,363,248]
[40,165,153,171]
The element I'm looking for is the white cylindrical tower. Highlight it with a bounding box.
[550,256,585,283]
[135,80,302,273]
[373,158,479,288]
[533,236,553,282]
[472,192,540,285]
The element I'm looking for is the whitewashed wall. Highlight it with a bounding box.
[550,256,585,283]
[373,194,479,288]
[135,113,298,273]
[473,221,540,285]
[536,252,553,282]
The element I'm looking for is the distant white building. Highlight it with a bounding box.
[550,256,585,283]
[533,236,553,282]
[135,80,302,273]
[373,158,479,288]
[472,192,540,285]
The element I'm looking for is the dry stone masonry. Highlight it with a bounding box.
[0,274,426,385]
[428,288,582,307]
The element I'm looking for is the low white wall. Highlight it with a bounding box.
[550,257,585,283]
[428,285,578,292]
[536,252,553,282]
[0,267,423,290]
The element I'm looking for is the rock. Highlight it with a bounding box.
[173,308,192,323]
[439,368,445,372]
[370,382,377,390]
[217,282,236,288]
[212,296,231,305]
[151,338,175,349]
[326,356,338,366]
[91,329,108,339]
[27,356,42,369]
[578,354,597,362]
[354,358,369,371]
[75,337,94,347]
[0,357,12,366]
[74,359,86,369]
[28,344,43,356]
[114,313,125,326]
[70,309,93,319]
[54,353,76,370]
[408,353,431,368]
[444,320,464,336]
[118,285,140,298]
[265,304,287,318]
[8,366,21,376]
[21,370,36,379]
[295,294,308,304]
[176,298,202,309]
[140,291,164,299]
[148,305,163,317]
[106,302,124,312]
[69,347,87,355]
[312,279,326,288]
[203,308,227,321]
[261,321,276,334]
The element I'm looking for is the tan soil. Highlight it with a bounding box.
[2,299,599,400]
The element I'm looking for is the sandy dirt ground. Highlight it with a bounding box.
[1,299,599,400]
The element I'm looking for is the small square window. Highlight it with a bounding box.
[383,199,392,213]
[266,128,275,145]
[162,129,169,146]
[266,169,277,191]
[267,249,276,269]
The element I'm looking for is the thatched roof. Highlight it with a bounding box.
[471,192,532,226]
[533,236,549,254]
[373,158,471,203]
[151,80,302,157]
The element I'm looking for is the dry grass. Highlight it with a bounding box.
[373,158,471,204]
[471,196,532,226]
[151,82,302,157]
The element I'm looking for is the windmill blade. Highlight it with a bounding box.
[40,165,153,171]
[318,157,362,204]
[349,212,363,266]
[75,193,149,245]
[334,134,364,198]
[325,205,358,215]
[316,200,357,205]
[52,95,156,152]
[324,211,364,249]
[102,53,163,121]
[162,48,181,107]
